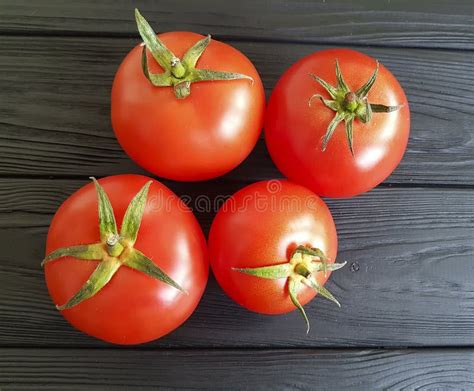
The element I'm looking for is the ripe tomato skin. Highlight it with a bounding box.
[208,180,337,314]
[265,48,410,198]
[44,175,208,344]
[112,32,265,181]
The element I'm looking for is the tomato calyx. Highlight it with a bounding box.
[135,9,253,99]
[42,178,186,311]
[233,245,346,333]
[309,60,403,155]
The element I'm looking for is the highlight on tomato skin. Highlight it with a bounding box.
[265,48,410,198]
[111,10,265,182]
[208,180,345,333]
[43,174,208,345]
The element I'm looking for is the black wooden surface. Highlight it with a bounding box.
[2,348,474,390]
[0,1,473,389]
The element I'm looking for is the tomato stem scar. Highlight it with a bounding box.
[106,234,125,257]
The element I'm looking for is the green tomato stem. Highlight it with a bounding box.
[42,179,184,310]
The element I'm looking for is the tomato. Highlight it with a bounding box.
[208,180,344,332]
[265,48,410,198]
[43,175,208,344]
[111,10,265,181]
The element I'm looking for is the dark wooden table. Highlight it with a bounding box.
[1,1,473,389]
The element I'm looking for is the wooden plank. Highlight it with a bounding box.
[1,347,473,390]
[0,178,472,348]
[0,0,473,50]
[1,36,473,185]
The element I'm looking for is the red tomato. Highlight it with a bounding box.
[265,48,410,198]
[44,175,208,344]
[209,180,340,329]
[112,29,265,181]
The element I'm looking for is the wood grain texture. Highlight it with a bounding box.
[0,0,473,50]
[1,36,473,184]
[1,347,473,390]
[0,178,472,348]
